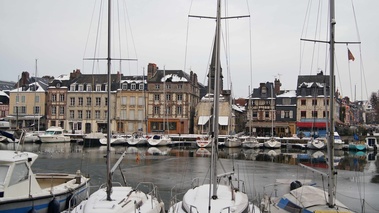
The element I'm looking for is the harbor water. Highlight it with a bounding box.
[1,142,378,213]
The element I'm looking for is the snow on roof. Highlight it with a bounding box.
[10,82,46,92]
[55,74,69,81]
[200,93,226,101]
[232,104,245,112]
[298,82,325,88]
[277,90,296,98]
[121,79,146,84]
[161,74,188,82]
[0,90,9,98]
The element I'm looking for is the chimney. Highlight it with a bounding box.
[70,69,81,80]
[274,78,281,95]
[147,63,157,80]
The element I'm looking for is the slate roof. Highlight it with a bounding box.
[0,80,16,91]
[148,69,190,83]
[70,73,121,91]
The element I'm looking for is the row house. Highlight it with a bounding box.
[296,72,333,137]
[65,71,120,134]
[247,81,278,137]
[115,75,147,134]
[146,63,200,134]
[8,72,49,130]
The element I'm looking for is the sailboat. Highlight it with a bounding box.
[260,0,354,212]
[263,84,281,149]
[68,1,165,212]
[242,86,260,149]
[168,1,260,212]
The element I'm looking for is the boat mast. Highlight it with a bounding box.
[106,0,112,201]
[328,0,336,207]
[211,0,221,201]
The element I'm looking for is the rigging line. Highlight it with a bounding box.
[299,0,313,75]
[183,0,194,75]
[82,0,99,73]
[90,0,105,75]
[334,53,344,97]
[117,0,122,75]
[245,0,253,96]
[313,0,323,74]
[121,0,136,75]
[346,45,353,99]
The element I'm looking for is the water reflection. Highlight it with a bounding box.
[1,142,377,177]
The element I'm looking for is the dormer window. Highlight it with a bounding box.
[131,83,136,90]
[87,84,92,91]
[261,87,267,95]
[96,84,101,91]
[122,83,128,90]
[70,85,76,91]
[104,84,108,92]
[155,84,160,89]
[56,83,61,88]
[139,84,144,90]
[78,84,83,91]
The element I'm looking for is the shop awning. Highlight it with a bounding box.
[219,116,229,125]
[296,122,328,128]
[198,116,211,125]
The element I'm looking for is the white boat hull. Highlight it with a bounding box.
[307,138,326,150]
[148,135,172,146]
[264,138,281,149]
[69,185,164,213]
[39,135,71,143]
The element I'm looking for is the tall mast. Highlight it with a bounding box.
[106,0,112,201]
[211,0,221,200]
[328,0,336,207]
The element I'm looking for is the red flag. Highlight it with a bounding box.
[348,48,355,61]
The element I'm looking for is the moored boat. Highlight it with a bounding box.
[38,126,70,143]
[0,150,89,213]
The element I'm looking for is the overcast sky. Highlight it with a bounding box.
[1,0,378,100]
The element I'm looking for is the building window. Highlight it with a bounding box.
[154,94,160,101]
[78,110,83,119]
[130,97,136,105]
[35,96,40,103]
[96,97,101,106]
[265,100,270,105]
[78,97,83,106]
[166,94,171,101]
[131,83,136,90]
[139,84,144,90]
[129,110,135,120]
[261,87,267,95]
[154,106,160,115]
[166,84,171,89]
[178,84,183,90]
[301,111,306,118]
[86,97,91,106]
[323,99,329,106]
[70,85,75,91]
[95,110,100,119]
[155,84,160,89]
[284,111,290,118]
[138,97,144,106]
[121,97,127,105]
[166,106,171,115]
[177,106,182,115]
[253,111,257,118]
[78,85,83,91]
[177,94,182,101]
[312,111,318,118]
[51,106,56,115]
[282,98,290,105]
[138,109,143,120]
[51,94,57,102]
[312,99,317,106]
[121,110,127,119]
[265,111,269,118]
[301,99,306,106]
[86,110,91,119]
[96,85,101,91]
[122,83,128,90]
[70,97,75,106]
[34,106,40,114]
[70,110,75,119]
[105,98,108,106]
[59,106,65,115]
[60,94,65,102]
[87,84,92,91]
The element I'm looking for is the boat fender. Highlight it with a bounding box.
[290,180,302,190]
[48,198,60,213]
[28,207,37,213]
